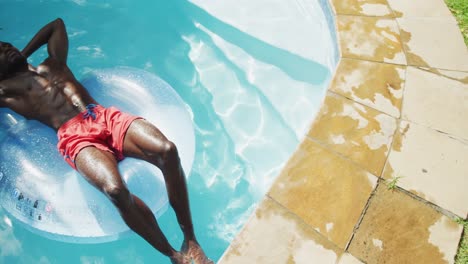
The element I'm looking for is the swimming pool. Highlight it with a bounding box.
[0,0,338,262]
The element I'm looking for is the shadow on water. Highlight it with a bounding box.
[179,0,329,84]
[0,0,332,262]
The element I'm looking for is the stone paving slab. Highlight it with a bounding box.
[387,0,454,18]
[348,184,463,264]
[337,15,407,65]
[331,0,393,17]
[399,18,468,71]
[330,58,405,118]
[337,253,364,264]
[308,92,397,176]
[402,67,468,140]
[219,197,347,264]
[269,138,377,248]
[383,120,468,217]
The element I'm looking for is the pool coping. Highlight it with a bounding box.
[219,0,468,263]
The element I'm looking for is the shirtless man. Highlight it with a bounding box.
[0,18,212,264]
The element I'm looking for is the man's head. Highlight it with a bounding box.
[0,41,28,80]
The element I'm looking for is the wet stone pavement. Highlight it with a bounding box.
[220,0,468,263]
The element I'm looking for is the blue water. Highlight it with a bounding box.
[0,0,338,263]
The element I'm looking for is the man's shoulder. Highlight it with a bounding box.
[0,71,32,82]
[0,71,36,94]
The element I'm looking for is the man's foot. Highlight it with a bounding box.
[170,251,191,264]
[181,240,214,264]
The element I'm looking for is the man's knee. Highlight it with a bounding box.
[162,140,177,157]
[142,139,180,169]
[161,140,180,165]
[103,183,131,208]
[147,140,179,167]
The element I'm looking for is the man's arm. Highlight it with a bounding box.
[21,18,68,64]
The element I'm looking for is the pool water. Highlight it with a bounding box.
[0,0,338,263]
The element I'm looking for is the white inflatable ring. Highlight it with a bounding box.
[0,67,195,243]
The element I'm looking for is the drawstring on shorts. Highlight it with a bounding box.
[83,104,98,120]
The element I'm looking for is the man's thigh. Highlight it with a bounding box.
[122,119,172,161]
[75,146,123,190]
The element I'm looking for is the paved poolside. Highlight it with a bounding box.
[219,0,468,263]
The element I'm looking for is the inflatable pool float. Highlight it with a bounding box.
[0,67,195,243]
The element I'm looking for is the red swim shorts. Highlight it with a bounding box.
[57,104,142,170]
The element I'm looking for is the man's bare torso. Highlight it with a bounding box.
[1,57,96,130]
[0,19,97,131]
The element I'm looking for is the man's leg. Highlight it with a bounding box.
[123,119,212,264]
[74,146,189,264]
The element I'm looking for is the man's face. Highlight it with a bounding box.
[0,41,27,79]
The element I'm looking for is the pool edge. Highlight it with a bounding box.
[219,0,468,262]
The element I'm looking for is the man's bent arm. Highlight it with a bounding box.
[21,18,68,64]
